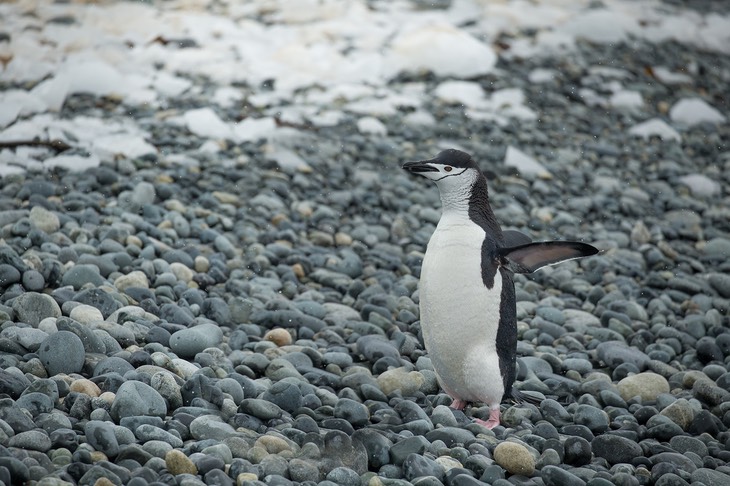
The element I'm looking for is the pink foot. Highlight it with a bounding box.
[474,406,501,429]
[450,398,467,410]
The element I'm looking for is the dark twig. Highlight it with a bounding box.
[0,139,72,152]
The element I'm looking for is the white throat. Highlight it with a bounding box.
[435,171,476,217]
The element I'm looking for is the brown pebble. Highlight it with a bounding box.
[166,449,197,475]
[94,478,116,486]
[263,328,293,347]
[70,379,101,397]
[292,263,305,279]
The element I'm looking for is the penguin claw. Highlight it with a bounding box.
[474,408,501,429]
[450,399,467,410]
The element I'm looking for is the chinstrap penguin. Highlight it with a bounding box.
[403,149,598,429]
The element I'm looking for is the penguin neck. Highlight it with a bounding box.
[439,186,471,218]
[440,175,503,241]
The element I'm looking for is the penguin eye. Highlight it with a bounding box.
[444,166,453,172]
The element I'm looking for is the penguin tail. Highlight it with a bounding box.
[511,389,544,406]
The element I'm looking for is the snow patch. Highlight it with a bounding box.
[357,116,388,136]
[183,108,233,139]
[266,146,312,173]
[610,90,643,111]
[678,174,721,198]
[44,154,101,171]
[504,146,550,178]
[651,67,692,85]
[233,117,277,142]
[433,81,485,108]
[93,134,157,159]
[384,20,496,79]
[628,118,681,142]
[669,98,726,126]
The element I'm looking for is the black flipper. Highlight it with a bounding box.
[511,389,544,405]
[498,241,599,274]
[502,229,532,247]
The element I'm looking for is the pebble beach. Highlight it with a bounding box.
[0,1,729,486]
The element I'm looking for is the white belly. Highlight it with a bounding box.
[419,215,504,405]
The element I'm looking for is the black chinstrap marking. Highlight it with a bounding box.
[433,167,468,181]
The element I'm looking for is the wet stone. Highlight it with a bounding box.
[110,381,167,421]
[12,292,62,326]
[591,435,642,465]
[541,465,586,486]
[38,331,85,376]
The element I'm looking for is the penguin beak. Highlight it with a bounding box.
[402,159,439,173]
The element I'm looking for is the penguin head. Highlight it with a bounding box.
[402,149,481,193]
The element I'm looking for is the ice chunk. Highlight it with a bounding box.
[0,103,21,129]
[528,69,557,84]
[30,76,70,112]
[504,146,550,178]
[309,110,344,127]
[610,90,643,111]
[44,154,101,171]
[651,67,692,85]
[678,174,721,197]
[93,134,157,159]
[433,81,485,108]
[562,9,638,44]
[153,72,192,98]
[356,116,387,136]
[266,146,312,173]
[233,117,277,142]
[628,118,681,142]
[63,59,129,97]
[183,108,233,139]
[669,98,726,125]
[2,57,55,84]
[213,87,244,108]
[346,97,400,117]
[384,20,496,79]
[404,111,436,126]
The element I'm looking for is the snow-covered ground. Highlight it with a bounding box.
[0,0,728,174]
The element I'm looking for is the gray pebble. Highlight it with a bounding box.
[11,292,62,326]
[289,458,321,482]
[239,398,284,420]
[596,342,650,370]
[22,270,45,291]
[260,380,302,412]
[110,381,167,421]
[169,323,223,358]
[38,331,85,376]
[691,468,730,485]
[15,392,54,416]
[0,264,21,286]
[61,264,106,289]
[591,435,643,465]
[334,398,370,427]
[574,404,610,433]
[424,427,474,447]
[403,454,445,481]
[2,327,48,352]
[134,424,183,448]
[669,436,707,457]
[389,436,430,466]
[85,420,120,457]
[326,466,361,486]
[542,465,586,486]
[7,429,52,451]
[540,399,573,427]
[190,415,237,440]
